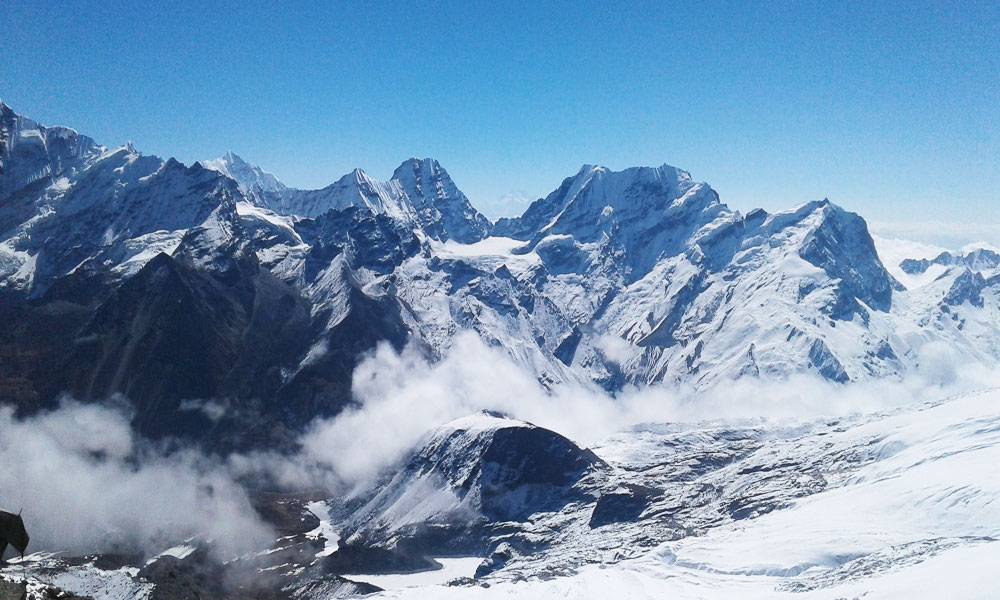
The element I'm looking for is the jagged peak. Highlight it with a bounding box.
[493,161,720,249]
[0,99,18,122]
[562,162,702,206]
[570,162,694,183]
[200,151,286,194]
[391,157,443,178]
[0,102,103,162]
[762,198,858,232]
[102,143,144,162]
[390,157,463,199]
[333,167,379,188]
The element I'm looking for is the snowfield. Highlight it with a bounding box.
[6,385,998,598]
[362,388,1000,599]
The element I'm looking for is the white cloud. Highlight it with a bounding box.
[869,221,1000,250]
[0,400,274,559]
[478,190,535,221]
[5,332,995,559]
[297,331,999,488]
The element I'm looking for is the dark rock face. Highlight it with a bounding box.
[0,210,410,450]
[0,511,29,560]
[944,269,987,309]
[477,424,604,521]
[794,201,899,319]
[589,484,661,528]
[391,158,492,243]
[292,578,382,599]
[321,543,440,576]
[138,548,312,600]
[0,579,90,600]
[0,580,24,600]
[335,414,608,565]
[297,208,422,277]
[808,338,850,383]
[8,246,311,447]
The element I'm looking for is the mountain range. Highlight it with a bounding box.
[3,101,1000,599]
[3,100,1000,448]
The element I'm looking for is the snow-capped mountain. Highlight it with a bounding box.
[900,245,1000,277]
[331,411,607,559]
[200,150,288,196]
[201,152,491,242]
[3,101,1000,599]
[4,100,1000,444]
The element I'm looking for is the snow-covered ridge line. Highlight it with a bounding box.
[3,99,1000,445]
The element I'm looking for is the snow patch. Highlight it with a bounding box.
[305,501,339,558]
[343,557,482,591]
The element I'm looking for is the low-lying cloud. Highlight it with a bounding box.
[299,332,998,487]
[3,331,996,559]
[0,400,273,559]
[869,221,1000,250]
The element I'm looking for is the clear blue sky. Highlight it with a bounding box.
[2,1,997,244]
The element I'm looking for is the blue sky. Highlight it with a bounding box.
[2,1,997,244]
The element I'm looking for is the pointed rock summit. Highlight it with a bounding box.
[200,153,491,242]
[200,151,287,196]
[391,157,492,243]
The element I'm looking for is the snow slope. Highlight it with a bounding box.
[358,388,1000,599]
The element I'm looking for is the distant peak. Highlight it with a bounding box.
[572,162,692,181]
[330,167,378,189]
[200,151,286,194]
[223,150,246,164]
[391,157,446,181]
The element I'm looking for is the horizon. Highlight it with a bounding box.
[3,1,997,247]
[2,94,994,251]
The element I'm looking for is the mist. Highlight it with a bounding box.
[0,400,274,559]
[2,332,994,560]
[299,332,998,487]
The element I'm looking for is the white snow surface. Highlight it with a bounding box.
[144,543,197,565]
[342,557,482,591]
[363,388,1000,598]
[305,500,340,558]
